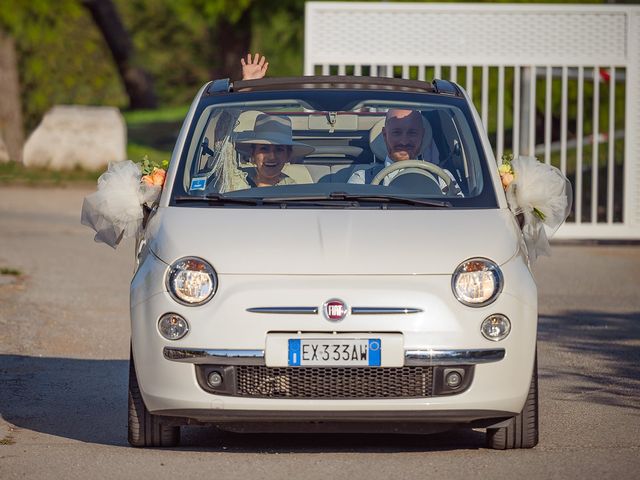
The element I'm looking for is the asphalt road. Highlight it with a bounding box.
[1,186,638,479]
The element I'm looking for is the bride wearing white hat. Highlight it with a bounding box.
[235,113,314,187]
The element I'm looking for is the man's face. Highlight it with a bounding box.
[252,144,291,181]
[382,110,424,162]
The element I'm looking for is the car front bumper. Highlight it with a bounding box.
[131,253,537,426]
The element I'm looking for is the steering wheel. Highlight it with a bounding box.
[371,160,452,188]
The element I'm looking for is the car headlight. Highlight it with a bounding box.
[166,257,217,305]
[452,257,503,307]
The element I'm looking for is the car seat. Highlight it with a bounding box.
[423,110,468,192]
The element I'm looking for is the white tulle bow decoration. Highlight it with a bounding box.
[81,160,161,248]
[500,155,572,263]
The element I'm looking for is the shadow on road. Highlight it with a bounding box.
[0,354,485,451]
[538,309,640,410]
[178,426,485,453]
[0,355,129,446]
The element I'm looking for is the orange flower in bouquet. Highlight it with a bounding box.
[140,156,169,187]
[498,157,515,189]
[142,167,166,186]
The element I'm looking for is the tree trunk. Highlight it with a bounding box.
[0,30,24,163]
[81,0,157,109]
[210,9,252,82]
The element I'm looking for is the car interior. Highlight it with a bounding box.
[191,105,481,197]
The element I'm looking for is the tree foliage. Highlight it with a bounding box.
[115,0,304,105]
[0,0,126,131]
[82,0,157,109]
[1,0,623,135]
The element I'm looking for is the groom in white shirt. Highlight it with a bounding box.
[348,109,461,195]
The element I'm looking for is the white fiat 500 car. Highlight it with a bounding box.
[129,76,538,450]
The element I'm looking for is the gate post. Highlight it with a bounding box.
[625,12,640,232]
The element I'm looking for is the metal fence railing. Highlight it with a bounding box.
[305,2,640,239]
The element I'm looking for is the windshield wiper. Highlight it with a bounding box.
[174,194,262,205]
[264,192,452,208]
[175,192,452,208]
[337,193,452,207]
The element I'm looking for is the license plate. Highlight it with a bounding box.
[288,338,381,367]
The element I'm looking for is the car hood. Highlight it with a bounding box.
[147,207,520,275]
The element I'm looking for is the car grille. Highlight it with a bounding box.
[235,365,434,399]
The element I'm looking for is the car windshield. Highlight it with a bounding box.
[171,90,497,208]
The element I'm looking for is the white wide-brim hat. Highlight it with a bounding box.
[235,113,314,158]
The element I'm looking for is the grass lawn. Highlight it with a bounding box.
[122,105,189,126]
[127,142,173,165]
[0,161,102,185]
[125,105,184,164]
[1,105,183,185]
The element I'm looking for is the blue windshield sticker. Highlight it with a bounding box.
[190,177,206,191]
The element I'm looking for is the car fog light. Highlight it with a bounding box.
[207,371,223,388]
[481,314,511,341]
[158,313,189,340]
[445,370,463,388]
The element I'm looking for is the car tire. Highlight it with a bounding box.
[128,352,180,447]
[486,354,539,450]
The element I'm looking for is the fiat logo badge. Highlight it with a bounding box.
[323,299,348,321]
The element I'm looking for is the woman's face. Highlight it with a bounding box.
[252,144,291,182]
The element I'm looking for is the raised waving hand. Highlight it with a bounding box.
[241,53,269,80]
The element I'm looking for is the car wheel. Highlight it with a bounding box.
[128,351,180,447]
[486,354,539,450]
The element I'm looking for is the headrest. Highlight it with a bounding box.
[234,110,261,133]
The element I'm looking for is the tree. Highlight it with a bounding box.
[170,0,255,81]
[81,0,156,109]
[208,0,306,80]
[0,0,127,132]
[114,0,306,103]
[0,30,24,162]
[211,8,252,81]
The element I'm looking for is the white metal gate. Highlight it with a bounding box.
[304,2,640,239]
